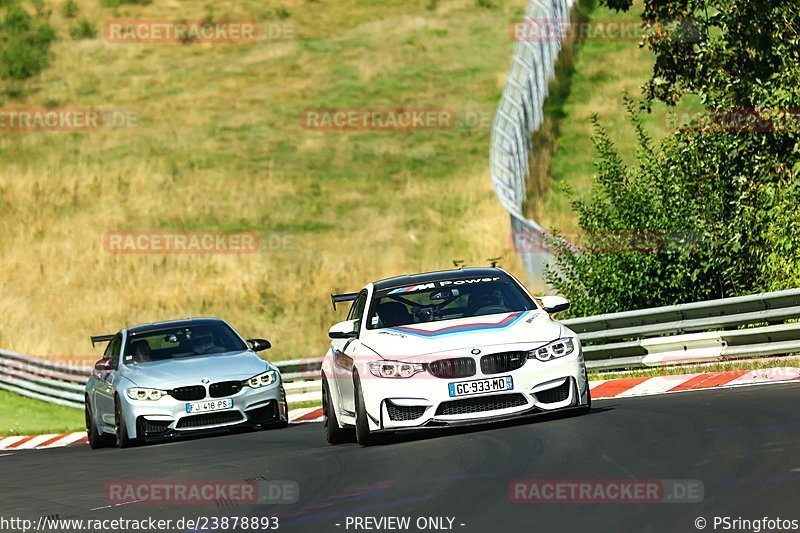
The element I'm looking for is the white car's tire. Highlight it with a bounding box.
[577,384,592,414]
[323,376,354,445]
[354,371,377,446]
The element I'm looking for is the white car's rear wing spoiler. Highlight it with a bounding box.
[330,292,358,311]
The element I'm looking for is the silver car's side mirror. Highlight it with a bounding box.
[539,295,570,314]
[328,319,358,339]
[247,338,271,352]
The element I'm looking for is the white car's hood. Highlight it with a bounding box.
[361,310,563,359]
[121,350,269,388]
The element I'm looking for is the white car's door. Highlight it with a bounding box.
[330,291,368,415]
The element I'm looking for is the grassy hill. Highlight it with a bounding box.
[531,0,699,230]
[0,0,533,361]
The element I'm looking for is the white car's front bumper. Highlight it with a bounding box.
[358,350,588,431]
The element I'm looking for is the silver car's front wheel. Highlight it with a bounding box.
[85,398,114,449]
[114,397,136,448]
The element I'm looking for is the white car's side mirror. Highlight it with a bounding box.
[328,319,359,339]
[539,295,570,314]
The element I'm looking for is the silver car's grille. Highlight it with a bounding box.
[426,358,476,379]
[170,386,206,401]
[210,381,243,398]
[176,411,244,429]
[480,351,527,375]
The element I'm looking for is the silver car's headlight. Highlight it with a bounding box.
[245,370,277,388]
[126,388,167,401]
[369,360,425,378]
[527,338,575,362]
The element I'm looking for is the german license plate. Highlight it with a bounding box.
[448,376,513,397]
[185,398,233,413]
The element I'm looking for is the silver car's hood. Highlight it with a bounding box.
[121,350,269,388]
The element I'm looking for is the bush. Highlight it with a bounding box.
[0,2,57,83]
[61,0,78,18]
[547,0,800,315]
[69,17,97,39]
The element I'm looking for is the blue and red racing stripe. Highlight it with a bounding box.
[387,311,528,337]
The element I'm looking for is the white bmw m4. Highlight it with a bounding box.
[321,267,590,446]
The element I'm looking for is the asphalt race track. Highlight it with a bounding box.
[2,383,799,533]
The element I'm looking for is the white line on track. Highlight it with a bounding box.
[0,453,14,457]
[90,499,143,511]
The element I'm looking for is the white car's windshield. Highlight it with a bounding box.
[366,276,536,329]
[123,323,247,364]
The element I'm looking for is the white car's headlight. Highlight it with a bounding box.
[369,360,425,379]
[528,338,575,361]
[126,388,167,401]
[245,370,277,388]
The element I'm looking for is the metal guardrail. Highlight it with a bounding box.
[2,288,799,408]
[491,0,576,284]
[0,351,323,410]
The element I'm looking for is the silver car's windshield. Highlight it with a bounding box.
[122,324,247,364]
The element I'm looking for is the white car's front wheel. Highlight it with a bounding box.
[322,376,353,445]
[353,371,376,446]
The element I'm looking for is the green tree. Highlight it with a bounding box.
[547,1,800,315]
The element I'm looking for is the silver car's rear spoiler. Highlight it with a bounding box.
[330,292,358,311]
[90,334,115,347]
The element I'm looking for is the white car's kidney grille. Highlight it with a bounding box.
[426,358,476,379]
[435,393,527,416]
[386,401,427,421]
[170,385,206,401]
[480,351,527,374]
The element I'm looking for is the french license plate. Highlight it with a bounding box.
[185,398,233,414]
[448,376,513,398]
